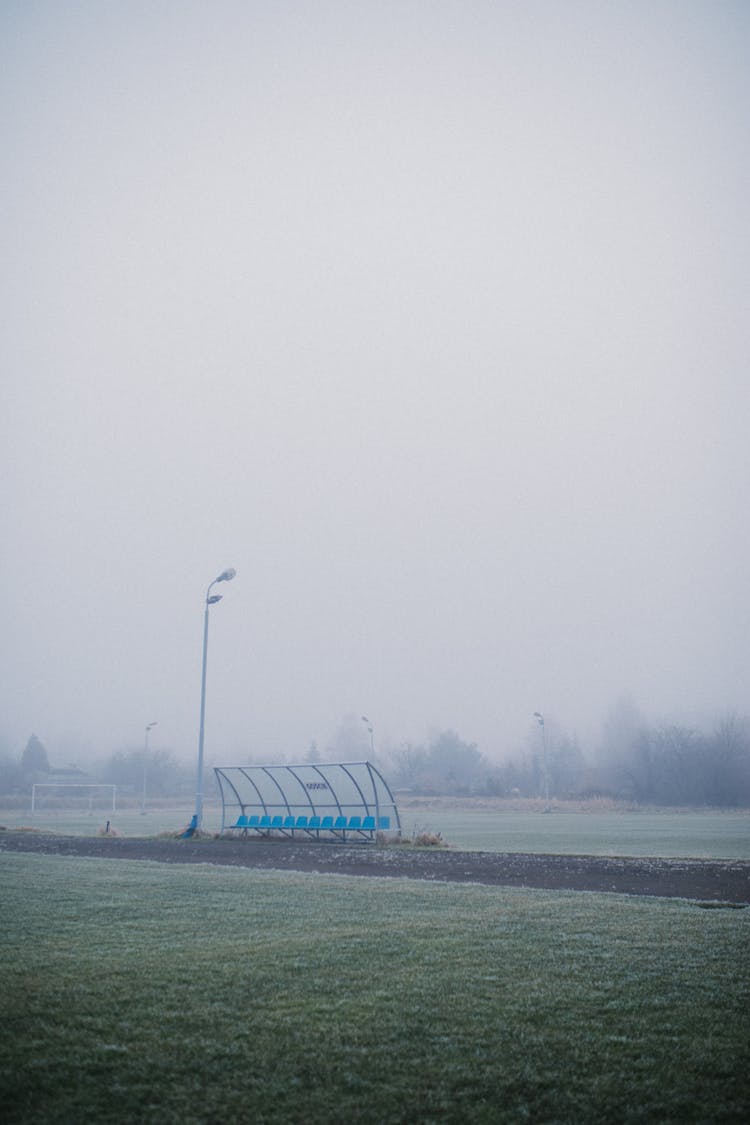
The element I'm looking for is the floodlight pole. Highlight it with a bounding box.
[194,568,236,830]
[533,711,551,811]
[140,721,157,815]
[362,715,374,757]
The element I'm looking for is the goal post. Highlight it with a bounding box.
[31,784,117,814]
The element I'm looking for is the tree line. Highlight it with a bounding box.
[382,710,750,807]
[0,734,194,800]
[2,707,749,808]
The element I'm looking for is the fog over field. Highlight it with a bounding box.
[2,1,748,769]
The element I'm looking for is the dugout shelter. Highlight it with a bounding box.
[214,760,400,842]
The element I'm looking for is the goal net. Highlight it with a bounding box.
[31,784,117,814]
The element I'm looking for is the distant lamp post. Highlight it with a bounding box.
[533,711,551,811]
[361,715,374,757]
[194,568,237,830]
[141,722,157,815]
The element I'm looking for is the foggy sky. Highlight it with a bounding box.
[2,1,748,769]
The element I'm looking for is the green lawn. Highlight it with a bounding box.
[4,803,750,859]
[400,808,750,859]
[2,853,748,1123]
[0,803,211,840]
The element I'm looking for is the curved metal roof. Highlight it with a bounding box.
[214,760,400,837]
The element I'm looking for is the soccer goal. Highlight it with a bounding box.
[30,783,117,815]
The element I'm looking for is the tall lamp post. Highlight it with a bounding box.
[140,721,157,815]
[361,715,374,757]
[533,711,551,811]
[194,567,237,830]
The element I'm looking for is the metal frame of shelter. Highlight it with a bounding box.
[214,761,401,842]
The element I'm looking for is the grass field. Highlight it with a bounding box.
[4,801,749,859]
[2,852,748,1123]
[400,807,750,859]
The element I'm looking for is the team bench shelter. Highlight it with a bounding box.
[214,760,400,843]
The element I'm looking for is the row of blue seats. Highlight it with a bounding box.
[231,813,391,834]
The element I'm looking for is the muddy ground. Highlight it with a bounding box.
[2,830,748,904]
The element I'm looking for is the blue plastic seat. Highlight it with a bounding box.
[362,816,375,831]
[321,816,334,830]
[283,815,295,829]
[259,815,272,828]
[308,816,321,829]
[348,816,362,830]
[248,815,261,828]
[271,816,283,828]
[295,815,308,828]
[333,816,348,830]
[378,816,390,830]
[234,814,248,828]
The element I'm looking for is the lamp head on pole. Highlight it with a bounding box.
[216,567,237,583]
[207,594,223,605]
[533,712,544,726]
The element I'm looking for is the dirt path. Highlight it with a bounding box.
[1,831,748,904]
